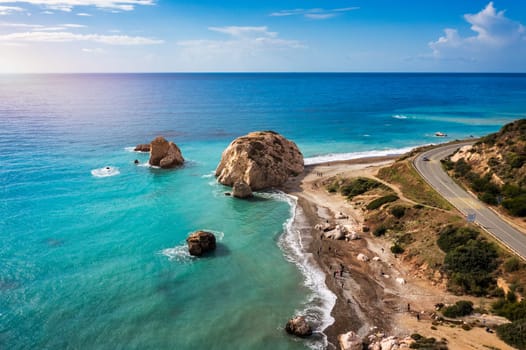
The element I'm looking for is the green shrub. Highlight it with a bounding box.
[367,194,399,210]
[497,319,526,350]
[444,240,498,295]
[390,205,406,219]
[504,257,522,272]
[326,182,339,193]
[373,225,387,237]
[437,226,479,253]
[502,194,526,217]
[391,243,405,254]
[493,299,526,321]
[340,177,381,199]
[453,159,472,177]
[442,300,474,318]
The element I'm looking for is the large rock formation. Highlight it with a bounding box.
[215,131,304,191]
[232,181,253,199]
[149,136,184,169]
[186,231,216,256]
[285,316,312,338]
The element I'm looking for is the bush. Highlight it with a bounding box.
[497,319,526,350]
[391,243,405,254]
[390,205,406,219]
[367,194,399,210]
[493,299,526,321]
[502,194,526,217]
[504,257,522,272]
[340,177,380,199]
[373,225,387,237]
[437,226,479,253]
[444,240,498,295]
[442,300,474,318]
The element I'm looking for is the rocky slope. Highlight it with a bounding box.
[215,131,304,191]
[447,119,526,216]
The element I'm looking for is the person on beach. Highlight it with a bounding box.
[407,303,410,312]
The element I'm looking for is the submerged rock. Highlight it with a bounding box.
[285,316,312,338]
[186,231,216,256]
[134,143,151,152]
[149,136,184,169]
[232,181,253,199]
[215,131,304,190]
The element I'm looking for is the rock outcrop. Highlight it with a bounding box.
[186,231,216,256]
[232,181,253,199]
[215,131,304,191]
[338,331,363,350]
[285,316,312,337]
[134,144,151,152]
[149,136,184,169]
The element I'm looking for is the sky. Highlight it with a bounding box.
[0,0,525,72]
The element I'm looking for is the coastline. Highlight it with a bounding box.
[282,155,402,348]
[281,154,517,350]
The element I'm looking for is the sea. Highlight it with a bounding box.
[1,73,525,350]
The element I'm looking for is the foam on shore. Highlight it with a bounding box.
[266,191,337,349]
[304,146,417,165]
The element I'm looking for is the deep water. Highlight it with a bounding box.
[1,73,525,349]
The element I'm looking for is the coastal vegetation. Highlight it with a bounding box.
[441,300,474,318]
[409,334,448,349]
[443,119,526,217]
[377,161,451,210]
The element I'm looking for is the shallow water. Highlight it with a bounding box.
[1,73,525,349]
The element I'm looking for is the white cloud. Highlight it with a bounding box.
[63,23,86,28]
[270,7,359,20]
[76,12,91,16]
[0,22,42,28]
[0,5,25,15]
[0,31,163,45]
[429,2,525,57]
[41,10,54,14]
[175,25,304,71]
[0,0,154,12]
[209,26,277,38]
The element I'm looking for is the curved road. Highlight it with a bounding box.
[414,142,526,260]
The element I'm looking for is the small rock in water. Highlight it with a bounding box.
[186,231,216,256]
[285,316,312,338]
[232,181,253,199]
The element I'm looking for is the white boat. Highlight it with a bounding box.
[435,132,447,137]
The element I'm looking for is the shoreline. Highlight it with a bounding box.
[282,155,403,348]
[281,154,516,350]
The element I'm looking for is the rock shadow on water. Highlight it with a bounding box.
[199,242,231,258]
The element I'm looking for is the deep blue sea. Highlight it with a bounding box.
[1,73,525,349]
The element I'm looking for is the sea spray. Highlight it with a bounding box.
[263,191,337,349]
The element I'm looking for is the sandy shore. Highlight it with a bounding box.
[282,156,514,350]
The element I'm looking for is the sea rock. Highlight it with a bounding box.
[134,143,150,152]
[285,316,312,338]
[149,136,184,169]
[215,131,304,190]
[338,331,363,350]
[232,181,253,199]
[186,231,216,256]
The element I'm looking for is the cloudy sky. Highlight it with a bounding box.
[0,0,525,72]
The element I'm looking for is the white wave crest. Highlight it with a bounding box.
[392,114,408,119]
[267,192,336,349]
[91,166,120,177]
[304,146,416,165]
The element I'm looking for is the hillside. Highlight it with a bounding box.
[444,119,526,217]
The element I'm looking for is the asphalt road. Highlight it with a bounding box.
[414,142,526,260]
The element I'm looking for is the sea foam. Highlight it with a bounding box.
[91,166,120,177]
[268,191,336,349]
[304,146,416,165]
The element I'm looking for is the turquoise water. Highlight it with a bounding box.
[1,73,525,349]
